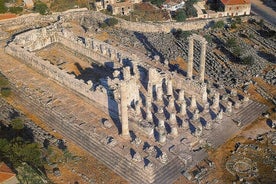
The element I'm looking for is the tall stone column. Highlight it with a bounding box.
[120,82,129,138]
[123,66,131,80]
[167,96,175,110]
[190,95,197,110]
[167,79,173,96]
[169,112,176,124]
[178,89,185,101]
[135,100,141,115]
[202,85,208,104]
[180,101,187,116]
[146,107,152,122]
[132,61,139,77]
[156,86,163,101]
[199,41,207,82]
[148,82,153,99]
[212,92,220,111]
[187,37,194,79]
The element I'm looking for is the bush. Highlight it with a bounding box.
[9,6,23,14]
[173,29,191,39]
[0,0,7,13]
[226,37,237,48]
[1,88,11,97]
[203,35,212,43]
[105,18,119,26]
[34,1,49,15]
[174,9,186,22]
[241,55,255,65]
[150,0,165,7]
[99,22,108,28]
[184,0,198,17]
[213,20,224,29]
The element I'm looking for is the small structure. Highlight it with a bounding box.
[162,0,185,11]
[0,162,20,184]
[219,0,251,16]
[110,2,134,16]
[95,0,142,15]
[23,0,34,9]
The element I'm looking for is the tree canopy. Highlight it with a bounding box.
[34,1,49,15]
[175,9,186,22]
[0,0,7,13]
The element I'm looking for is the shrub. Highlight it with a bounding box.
[1,88,11,97]
[175,9,186,22]
[0,0,7,13]
[150,0,165,7]
[34,1,49,15]
[213,20,225,29]
[9,6,23,14]
[173,29,191,39]
[105,18,119,26]
[241,55,255,65]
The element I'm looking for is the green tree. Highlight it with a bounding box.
[9,6,23,14]
[0,0,8,13]
[184,0,198,18]
[105,17,119,26]
[1,88,11,97]
[34,1,49,15]
[213,20,224,29]
[11,118,24,131]
[241,55,254,65]
[173,29,191,39]
[175,9,186,22]
[226,37,237,48]
[150,0,165,7]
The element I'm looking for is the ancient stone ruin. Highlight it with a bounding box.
[4,14,268,184]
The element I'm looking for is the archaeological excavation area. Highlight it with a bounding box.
[2,13,269,184]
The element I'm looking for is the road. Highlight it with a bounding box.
[251,0,276,25]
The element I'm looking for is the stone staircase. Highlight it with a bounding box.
[11,86,184,184]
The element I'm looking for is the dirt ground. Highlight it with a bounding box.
[174,116,276,183]
[0,13,17,20]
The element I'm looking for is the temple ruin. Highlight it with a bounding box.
[3,14,268,184]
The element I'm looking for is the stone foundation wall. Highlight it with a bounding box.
[5,44,118,114]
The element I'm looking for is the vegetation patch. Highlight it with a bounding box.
[0,72,11,97]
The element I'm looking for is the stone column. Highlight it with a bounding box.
[190,95,197,110]
[133,61,139,77]
[187,37,194,79]
[159,118,165,128]
[212,92,220,111]
[169,113,176,124]
[120,82,129,138]
[156,86,163,101]
[226,101,233,115]
[100,44,107,55]
[171,126,178,137]
[158,119,167,143]
[135,100,141,115]
[178,89,185,101]
[167,79,173,96]
[159,131,166,143]
[167,96,175,110]
[180,101,187,116]
[148,82,153,99]
[202,85,208,104]
[146,107,152,122]
[123,66,131,80]
[199,41,207,82]
[192,109,199,121]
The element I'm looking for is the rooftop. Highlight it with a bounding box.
[0,162,17,183]
[220,0,250,5]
